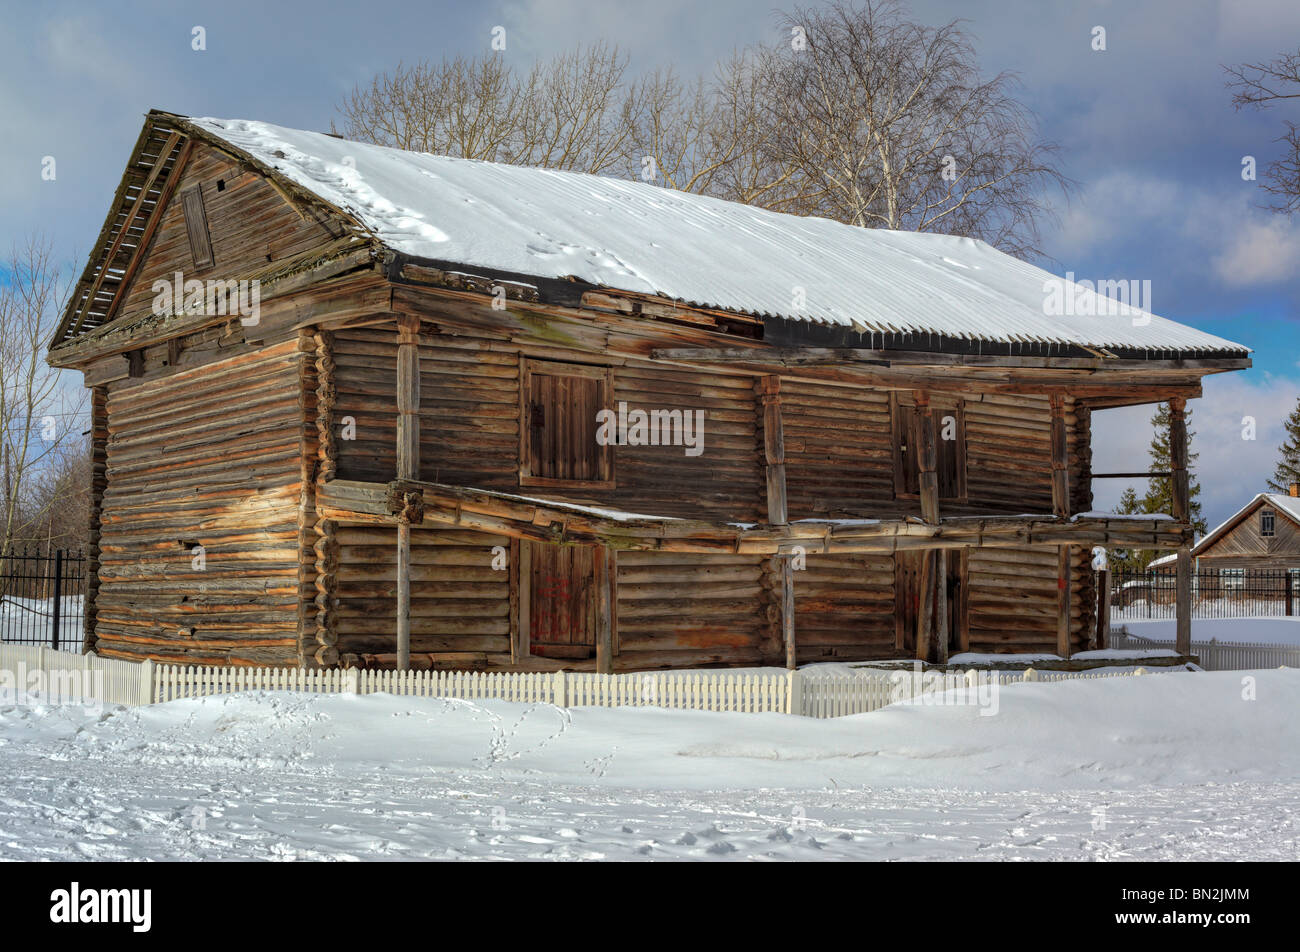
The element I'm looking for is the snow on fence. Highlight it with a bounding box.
[0,644,1203,718]
[1110,627,1300,671]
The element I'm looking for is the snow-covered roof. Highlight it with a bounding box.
[1195,492,1300,554]
[187,116,1249,356]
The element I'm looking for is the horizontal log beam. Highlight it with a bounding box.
[315,478,1193,556]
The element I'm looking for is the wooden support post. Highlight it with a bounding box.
[1097,567,1111,650]
[1050,393,1074,658]
[934,553,949,664]
[957,550,970,653]
[395,315,421,670]
[518,542,532,660]
[1049,393,1071,518]
[508,538,521,664]
[760,376,797,669]
[1169,396,1192,656]
[782,557,796,670]
[917,549,935,663]
[915,391,939,526]
[760,376,788,526]
[396,521,411,670]
[595,545,614,674]
[1057,546,1072,658]
[914,392,939,662]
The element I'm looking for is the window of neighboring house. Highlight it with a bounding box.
[1220,567,1245,589]
[519,359,614,489]
[1261,510,1276,537]
[891,394,967,501]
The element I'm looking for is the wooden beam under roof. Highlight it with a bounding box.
[649,346,1251,373]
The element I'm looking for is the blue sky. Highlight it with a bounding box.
[2,0,1298,529]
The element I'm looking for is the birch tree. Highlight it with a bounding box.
[334,2,1067,258]
[755,0,1068,258]
[1226,48,1300,214]
[0,236,83,566]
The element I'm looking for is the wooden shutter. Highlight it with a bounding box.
[893,394,966,501]
[181,185,214,271]
[892,398,920,497]
[520,360,613,488]
[934,405,967,500]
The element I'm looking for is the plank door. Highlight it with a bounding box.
[894,551,964,658]
[894,552,923,654]
[529,543,595,658]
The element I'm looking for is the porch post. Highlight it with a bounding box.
[915,391,940,662]
[1170,397,1193,656]
[595,545,615,674]
[396,315,421,670]
[759,376,795,669]
[1051,393,1073,658]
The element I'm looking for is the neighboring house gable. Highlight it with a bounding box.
[1194,493,1300,568]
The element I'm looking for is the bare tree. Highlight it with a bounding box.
[1226,48,1300,214]
[337,42,637,174]
[334,3,1067,259]
[754,0,1068,258]
[0,236,84,566]
[625,55,804,209]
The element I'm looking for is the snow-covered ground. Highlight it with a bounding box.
[2,669,1298,861]
[1121,617,1300,646]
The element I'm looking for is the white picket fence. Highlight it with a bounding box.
[1110,627,1300,671]
[0,642,1200,718]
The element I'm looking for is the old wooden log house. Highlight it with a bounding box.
[48,111,1251,671]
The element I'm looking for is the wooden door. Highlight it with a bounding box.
[895,551,964,659]
[529,543,595,658]
[894,552,922,655]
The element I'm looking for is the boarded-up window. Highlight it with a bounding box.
[520,359,614,488]
[181,185,214,271]
[891,394,966,500]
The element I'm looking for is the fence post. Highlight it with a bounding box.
[345,667,360,695]
[553,669,567,708]
[51,549,63,651]
[787,668,803,716]
[1023,667,1038,682]
[139,659,155,705]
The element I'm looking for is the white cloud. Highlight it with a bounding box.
[1211,216,1300,286]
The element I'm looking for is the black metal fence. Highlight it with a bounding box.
[1110,567,1300,620]
[0,548,87,648]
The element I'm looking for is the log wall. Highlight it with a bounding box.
[93,338,309,663]
[332,524,513,668]
[792,553,898,661]
[614,552,770,669]
[331,327,764,520]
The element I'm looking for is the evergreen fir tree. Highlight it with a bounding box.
[1267,397,1300,493]
[1108,486,1148,571]
[1142,403,1207,537]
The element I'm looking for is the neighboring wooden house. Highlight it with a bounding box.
[47,111,1251,671]
[1145,487,1300,608]
[1190,487,1300,572]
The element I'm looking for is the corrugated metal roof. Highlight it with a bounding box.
[190,116,1249,355]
